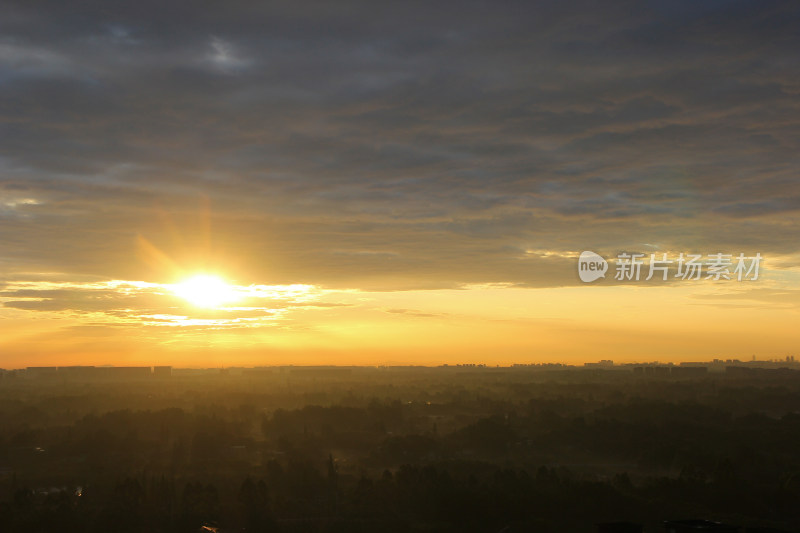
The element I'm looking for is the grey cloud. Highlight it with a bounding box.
[1,0,798,289]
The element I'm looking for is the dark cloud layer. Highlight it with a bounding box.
[1,0,799,289]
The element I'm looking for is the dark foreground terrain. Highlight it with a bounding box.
[1,364,800,532]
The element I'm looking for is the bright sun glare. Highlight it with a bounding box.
[172,274,240,308]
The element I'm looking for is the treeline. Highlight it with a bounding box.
[4,457,800,532]
[4,398,800,488]
[2,374,800,531]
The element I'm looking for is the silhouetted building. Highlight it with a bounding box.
[97,366,152,379]
[59,366,98,380]
[585,360,614,368]
[664,520,740,532]
[671,366,708,378]
[656,366,671,376]
[288,366,354,377]
[153,366,172,377]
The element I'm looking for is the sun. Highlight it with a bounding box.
[172,274,240,308]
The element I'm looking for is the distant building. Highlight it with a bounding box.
[153,366,172,378]
[98,366,152,379]
[585,360,614,368]
[59,366,99,380]
[288,367,353,377]
[671,366,708,378]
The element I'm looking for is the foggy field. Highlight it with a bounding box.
[1,367,800,532]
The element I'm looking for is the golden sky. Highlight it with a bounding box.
[2,245,799,367]
[2,1,800,367]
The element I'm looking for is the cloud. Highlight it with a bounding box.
[206,36,250,73]
[0,0,798,290]
[0,279,340,330]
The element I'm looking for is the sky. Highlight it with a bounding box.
[1,0,799,368]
